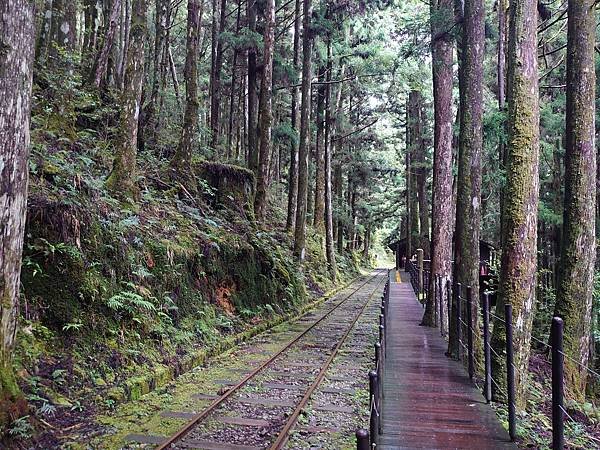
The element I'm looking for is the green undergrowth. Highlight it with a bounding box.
[10,86,363,442]
[491,353,600,449]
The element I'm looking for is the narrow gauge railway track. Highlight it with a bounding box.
[150,270,385,450]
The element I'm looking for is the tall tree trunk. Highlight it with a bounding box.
[335,162,344,252]
[490,0,539,407]
[293,0,313,260]
[140,0,169,149]
[413,91,430,253]
[247,0,259,171]
[498,0,506,160]
[553,0,596,400]
[0,0,35,420]
[286,0,302,231]
[407,92,420,257]
[210,0,228,150]
[117,0,131,89]
[227,1,241,156]
[48,0,77,69]
[406,97,413,261]
[314,65,326,231]
[36,0,54,62]
[497,0,507,247]
[254,0,276,220]
[92,0,123,87]
[324,37,337,279]
[422,0,454,328]
[105,0,148,199]
[171,0,203,177]
[447,0,483,360]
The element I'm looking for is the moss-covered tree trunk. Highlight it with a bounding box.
[286,0,301,231]
[0,0,35,424]
[105,0,148,199]
[254,0,275,220]
[490,0,539,406]
[422,0,454,328]
[171,0,203,177]
[293,0,313,260]
[553,0,596,400]
[447,0,483,360]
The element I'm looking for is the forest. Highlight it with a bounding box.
[0,0,599,447]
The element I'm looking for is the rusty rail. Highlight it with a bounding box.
[156,271,384,449]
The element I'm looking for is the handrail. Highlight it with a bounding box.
[406,260,574,450]
[355,268,391,448]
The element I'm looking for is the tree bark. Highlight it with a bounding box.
[406,92,420,257]
[313,65,327,231]
[171,0,203,177]
[93,0,123,87]
[48,0,77,69]
[335,161,344,252]
[210,0,228,150]
[293,0,313,260]
[36,0,54,62]
[490,0,539,407]
[140,0,169,148]
[254,0,276,220]
[247,0,259,171]
[447,0,483,360]
[227,0,241,156]
[413,91,430,253]
[0,0,35,419]
[105,0,148,199]
[553,0,596,400]
[286,0,302,231]
[422,0,454,328]
[324,37,337,279]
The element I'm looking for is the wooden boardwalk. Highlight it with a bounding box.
[379,272,515,449]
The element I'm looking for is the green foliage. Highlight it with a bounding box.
[8,416,33,440]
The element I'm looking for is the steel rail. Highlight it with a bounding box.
[268,273,385,449]
[155,270,383,449]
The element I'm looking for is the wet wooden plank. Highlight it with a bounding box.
[378,273,516,450]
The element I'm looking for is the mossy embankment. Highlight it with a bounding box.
[11,120,362,444]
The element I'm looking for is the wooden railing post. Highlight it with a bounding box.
[417,248,423,302]
[466,286,474,379]
[505,304,516,441]
[482,292,492,403]
[355,429,369,450]
[551,317,565,450]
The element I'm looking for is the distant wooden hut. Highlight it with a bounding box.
[388,236,498,277]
